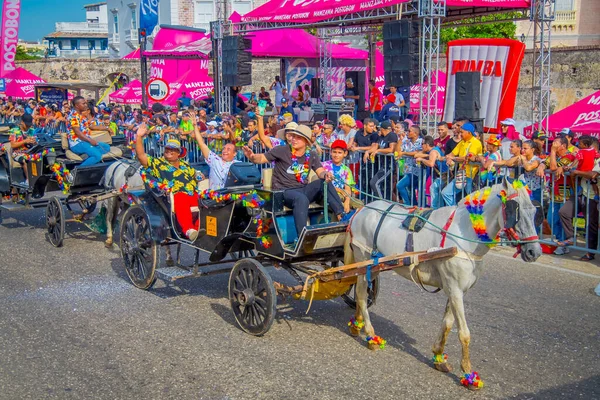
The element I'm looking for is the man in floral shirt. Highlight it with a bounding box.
[135,123,204,242]
[8,114,36,185]
[67,96,110,166]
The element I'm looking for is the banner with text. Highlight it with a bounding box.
[0,0,22,77]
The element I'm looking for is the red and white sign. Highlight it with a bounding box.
[146,77,169,102]
[443,38,525,131]
[0,0,22,77]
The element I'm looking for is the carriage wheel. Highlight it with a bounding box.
[228,258,276,336]
[342,275,380,309]
[120,205,158,290]
[46,197,65,247]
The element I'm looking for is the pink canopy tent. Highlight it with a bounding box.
[108,79,143,104]
[250,29,367,59]
[242,0,530,24]
[1,67,46,99]
[524,90,600,138]
[143,26,211,59]
[122,48,140,60]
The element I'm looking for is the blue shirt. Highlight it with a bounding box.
[279,105,297,122]
[379,103,400,121]
[178,96,192,107]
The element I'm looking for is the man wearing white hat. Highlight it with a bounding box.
[243,124,353,243]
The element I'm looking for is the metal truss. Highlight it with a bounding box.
[531,0,554,133]
[211,20,231,114]
[419,0,446,133]
[443,9,529,27]
[318,28,333,102]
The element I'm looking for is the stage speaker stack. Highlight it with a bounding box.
[383,20,420,88]
[454,71,481,121]
[222,36,252,87]
[310,77,322,99]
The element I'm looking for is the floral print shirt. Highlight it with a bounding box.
[67,112,91,147]
[9,127,34,157]
[145,156,198,195]
[401,137,423,175]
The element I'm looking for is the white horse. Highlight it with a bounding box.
[344,178,542,389]
[102,159,144,247]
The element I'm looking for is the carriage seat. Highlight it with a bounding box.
[3,142,21,169]
[260,168,323,212]
[60,130,123,162]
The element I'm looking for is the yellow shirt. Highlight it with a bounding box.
[452,136,483,178]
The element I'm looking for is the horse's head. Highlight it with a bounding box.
[498,177,543,262]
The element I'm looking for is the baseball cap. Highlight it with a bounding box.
[559,128,574,137]
[461,123,476,134]
[389,115,400,123]
[330,139,348,151]
[386,94,395,103]
[281,97,289,103]
[164,138,182,151]
[532,131,547,140]
[500,118,516,126]
[379,121,392,130]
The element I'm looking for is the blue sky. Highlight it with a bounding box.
[3,0,91,42]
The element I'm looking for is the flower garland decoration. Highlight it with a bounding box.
[198,189,265,208]
[348,317,365,330]
[464,187,495,245]
[140,170,180,194]
[118,183,135,205]
[126,140,135,157]
[253,216,272,248]
[290,149,311,184]
[498,180,531,204]
[21,148,55,162]
[460,371,484,389]
[431,353,448,364]
[51,163,71,194]
[366,335,387,350]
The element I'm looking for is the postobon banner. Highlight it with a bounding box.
[0,0,22,77]
[443,38,525,131]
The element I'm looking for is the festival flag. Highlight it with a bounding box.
[0,0,22,77]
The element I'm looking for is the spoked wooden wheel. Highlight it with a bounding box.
[342,275,380,309]
[229,259,276,336]
[119,205,158,290]
[46,197,65,247]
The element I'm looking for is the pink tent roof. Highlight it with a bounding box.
[122,48,140,60]
[524,90,600,137]
[242,0,530,24]
[108,79,143,104]
[1,67,46,99]
[250,29,367,59]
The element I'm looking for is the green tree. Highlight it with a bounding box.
[441,12,521,49]
[15,45,42,60]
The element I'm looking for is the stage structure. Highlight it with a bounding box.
[211,0,554,134]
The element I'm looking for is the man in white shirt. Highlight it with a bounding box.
[192,118,238,190]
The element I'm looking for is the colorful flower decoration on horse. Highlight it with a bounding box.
[499,180,531,204]
[21,148,55,162]
[50,163,71,194]
[464,187,495,246]
[118,183,135,205]
[348,316,365,330]
[431,353,448,364]
[366,335,387,349]
[460,371,484,389]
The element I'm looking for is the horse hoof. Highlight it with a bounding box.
[366,335,386,350]
[367,342,380,351]
[434,362,452,373]
[461,372,484,390]
[349,326,361,337]
[104,240,113,248]
[466,384,483,391]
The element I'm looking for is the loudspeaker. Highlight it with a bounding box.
[454,72,481,121]
[222,36,252,87]
[383,20,420,88]
[310,77,322,99]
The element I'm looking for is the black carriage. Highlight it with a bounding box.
[0,129,128,247]
[119,162,383,336]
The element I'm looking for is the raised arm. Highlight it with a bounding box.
[135,124,150,168]
[242,145,269,165]
[256,115,274,150]
[191,118,210,160]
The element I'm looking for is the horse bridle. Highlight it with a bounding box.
[440,191,540,257]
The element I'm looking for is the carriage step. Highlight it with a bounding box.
[155,266,199,281]
[0,203,31,211]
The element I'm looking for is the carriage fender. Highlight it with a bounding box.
[0,161,9,193]
[137,196,170,243]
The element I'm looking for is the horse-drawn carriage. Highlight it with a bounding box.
[119,162,457,336]
[0,128,128,246]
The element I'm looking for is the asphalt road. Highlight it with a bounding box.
[0,208,598,400]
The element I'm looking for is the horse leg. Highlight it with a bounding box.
[104,198,116,247]
[356,275,386,350]
[450,291,484,390]
[349,275,367,336]
[431,299,454,373]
